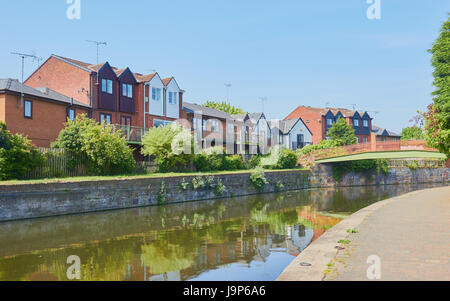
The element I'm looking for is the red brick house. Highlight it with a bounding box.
[285,106,373,144]
[25,55,184,137]
[0,78,89,147]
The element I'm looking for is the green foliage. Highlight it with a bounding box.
[347,229,358,234]
[331,159,389,181]
[296,139,341,157]
[259,146,298,169]
[53,115,136,175]
[327,118,357,146]
[203,100,246,115]
[193,147,244,172]
[245,155,262,169]
[191,176,205,190]
[424,16,450,157]
[157,181,168,205]
[408,160,419,170]
[274,181,284,193]
[214,178,226,196]
[141,123,193,172]
[0,122,44,180]
[401,126,424,140]
[179,178,189,190]
[249,167,269,192]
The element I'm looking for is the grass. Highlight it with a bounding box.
[0,168,307,186]
[338,239,351,245]
[316,151,446,163]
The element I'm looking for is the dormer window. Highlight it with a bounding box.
[363,120,369,127]
[354,119,359,127]
[152,88,161,101]
[168,92,178,104]
[102,79,113,94]
[122,84,133,98]
[327,118,333,126]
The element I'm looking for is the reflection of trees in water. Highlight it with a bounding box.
[0,184,440,281]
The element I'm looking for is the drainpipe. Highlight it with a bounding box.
[143,83,147,131]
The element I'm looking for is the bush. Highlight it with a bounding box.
[141,123,193,172]
[261,146,297,169]
[0,122,44,180]
[249,167,269,192]
[53,115,137,175]
[193,147,244,172]
[223,155,244,170]
[245,155,262,169]
[296,140,340,157]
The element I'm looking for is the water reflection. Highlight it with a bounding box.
[0,183,443,281]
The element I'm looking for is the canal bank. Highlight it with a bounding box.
[0,164,449,222]
[276,186,450,281]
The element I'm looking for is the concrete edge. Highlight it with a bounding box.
[275,187,441,281]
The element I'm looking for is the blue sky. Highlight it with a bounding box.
[0,0,448,132]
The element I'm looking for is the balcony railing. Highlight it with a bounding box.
[112,125,147,143]
[292,142,312,150]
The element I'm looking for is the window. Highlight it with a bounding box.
[363,119,369,127]
[202,119,207,131]
[100,113,112,124]
[354,119,359,127]
[24,100,32,118]
[102,79,113,94]
[362,137,368,143]
[122,84,133,98]
[168,92,177,104]
[154,119,172,128]
[152,88,161,101]
[211,120,220,133]
[67,108,75,121]
[327,118,333,126]
[120,116,132,126]
[227,123,234,134]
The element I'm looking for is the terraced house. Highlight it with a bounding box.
[25,55,184,145]
[285,106,373,144]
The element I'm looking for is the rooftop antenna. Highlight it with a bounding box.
[11,52,40,107]
[86,40,107,64]
[259,96,268,114]
[347,104,357,111]
[225,83,232,102]
[325,101,331,108]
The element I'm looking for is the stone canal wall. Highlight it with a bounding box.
[0,167,449,222]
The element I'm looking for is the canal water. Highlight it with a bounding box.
[0,183,444,281]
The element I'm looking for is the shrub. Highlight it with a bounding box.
[214,178,226,196]
[53,115,136,175]
[0,122,44,180]
[157,181,168,205]
[274,181,284,193]
[193,147,244,172]
[249,167,269,192]
[245,155,262,169]
[223,155,244,170]
[141,123,193,172]
[191,176,205,190]
[296,139,341,157]
[327,118,357,146]
[261,146,297,169]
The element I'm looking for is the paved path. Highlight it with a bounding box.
[327,186,450,281]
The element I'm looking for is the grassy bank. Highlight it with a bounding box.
[0,168,308,186]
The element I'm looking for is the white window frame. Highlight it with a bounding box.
[106,80,113,94]
[354,119,359,127]
[363,119,369,127]
[327,118,333,126]
[24,100,32,118]
[68,108,75,121]
[102,79,107,92]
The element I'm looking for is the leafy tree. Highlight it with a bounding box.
[327,118,357,146]
[401,126,424,141]
[53,115,136,175]
[0,122,44,180]
[141,123,193,172]
[424,16,450,157]
[203,101,246,115]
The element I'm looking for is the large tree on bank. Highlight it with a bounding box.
[424,15,450,157]
[327,118,357,146]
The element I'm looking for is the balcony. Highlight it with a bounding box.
[112,125,147,144]
[292,142,312,150]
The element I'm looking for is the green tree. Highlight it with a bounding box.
[53,115,136,175]
[401,126,424,141]
[327,118,357,146]
[0,122,44,180]
[424,16,450,157]
[141,123,193,172]
[203,101,246,115]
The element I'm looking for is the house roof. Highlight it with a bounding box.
[135,73,157,83]
[286,105,371,119]
[0,78,90,108]
[372,125,401,137]
[269,118,312,136]
[183,102,233,120]
[162,77,173,86]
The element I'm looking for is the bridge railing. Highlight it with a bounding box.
[298,140,439,167]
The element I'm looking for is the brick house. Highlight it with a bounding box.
[285,106,373,144]
[0,78,89,147]
[25,55,184,135]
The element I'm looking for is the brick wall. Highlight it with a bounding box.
[1,93,88,147]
